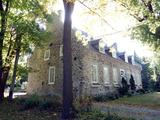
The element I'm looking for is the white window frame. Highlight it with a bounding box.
[120,69,125,77]
[44,49,50,61]
[103,66,110,84]
[99,46,105,54]
[113,67,118,84]
[99,41,105,54]
[60,45,63,57]
[126,71,130,84]
[91,64,99,83]
[48,66,55,84]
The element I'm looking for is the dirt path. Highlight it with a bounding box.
[93,102,160,120]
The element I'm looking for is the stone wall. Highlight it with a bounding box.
[27,15,142,97]
[71,38,142,97]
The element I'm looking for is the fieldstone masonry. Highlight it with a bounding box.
[27,13,142,98]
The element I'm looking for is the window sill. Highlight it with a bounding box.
[44,58,50,61]
[48,82,55,85]
[91,83,100,87]
[113,83,119,87]
[104,83,111,86]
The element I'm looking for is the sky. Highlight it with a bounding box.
[52,0,153,58]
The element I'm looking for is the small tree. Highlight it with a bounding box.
[119,77,129,96]
[141,61,154,91]
[155,74,160,91]
[130,74,136,91]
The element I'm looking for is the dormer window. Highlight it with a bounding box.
[99,46,105,53]
[125,53,128,63]
[110,43,117,58]
[99,40,105,54]
[44,49,50,61]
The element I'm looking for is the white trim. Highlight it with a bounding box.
[48,66,55,84]
[120,69,125,77]
[113,67,118,84]
[91,64,99,83]
[103,66,110,84]
[99,41,105,54]
[99,46,105,54]
[44,49,50,61]
[60,45,63,57]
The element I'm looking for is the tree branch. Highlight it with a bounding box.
[0,0,4,12]
[78,0,117,31]
[5,0,9,13]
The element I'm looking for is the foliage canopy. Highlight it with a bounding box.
[115,0,160,50]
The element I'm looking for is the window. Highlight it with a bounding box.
[44,49,50,61]
[126,71,130,83]
[112,51,117,58]
[99,46,105,54]
[48,66,55,84]
[103,66,110,84]
[99,41,105,54]
[113,67,118,84]
[60,45,63,57]
[135,72,142,86]
[91,64,98,83]
[120,69,125,77]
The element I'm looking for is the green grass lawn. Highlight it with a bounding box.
[109,92,160,109]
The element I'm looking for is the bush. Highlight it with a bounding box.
[19,94,40,109]
[136,89,145,94]
[17,94,62,111]
[119,77,129,96]
[93,95,108,102]
[78,109,106,120]
[130,75,136,91]
[93,93,119,102]
[74,96,92,112]
[78,110,135,120]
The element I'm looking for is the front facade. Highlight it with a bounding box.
[27,14,142,98]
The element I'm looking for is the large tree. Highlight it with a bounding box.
[0,0,51,101]
[61,0,109,119]
[115,0,160,50]
[62,0,75,119]
[8,18,51,101]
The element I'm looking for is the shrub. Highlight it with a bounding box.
[93,95,107,102]
[78,110,135,120]
[74,96,92,112]
[130,75,136,91]
[39,97,62,111]
[78,109,106,120]
[119,77,129,96]
[93,93,119,102]
[21,94,40,109]
[136,89,145,94]
[17,94,62,111]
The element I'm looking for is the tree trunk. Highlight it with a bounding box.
[0,0,10,102]
[8,35,21,101]
[0,13,6,102]
[0,67,10,101]
[62,0,74,119]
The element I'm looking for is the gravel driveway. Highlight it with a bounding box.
[93,102,160,120]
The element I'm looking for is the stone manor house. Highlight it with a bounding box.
[27,13,142,98]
